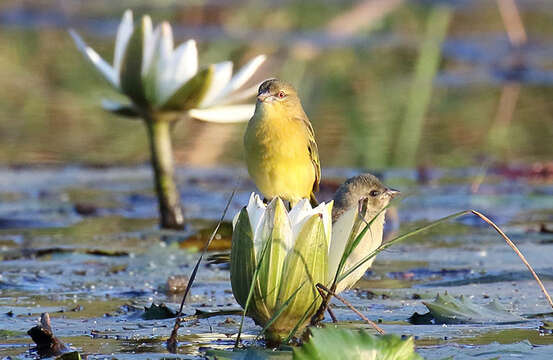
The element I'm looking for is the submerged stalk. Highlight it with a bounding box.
[145,113,184,230]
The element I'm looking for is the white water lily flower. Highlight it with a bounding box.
[70,9,265,122]
[231,193,333,343]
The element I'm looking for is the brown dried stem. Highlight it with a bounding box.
[470,210,553,309]
[316,284,385,335]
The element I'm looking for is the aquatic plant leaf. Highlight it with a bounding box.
[421,340,553,359]
[182,220,233,252]
[56,351,82,360]
[293,327,423,360]
[204,347,291,359]
[540,320,553,333]
[160,66,213,110]
[230,208,256,309]
[410,293,525,324]
[142,303,176,320]
[0,329,24,338]
[338,210,469,285]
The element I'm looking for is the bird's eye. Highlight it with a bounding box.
[278,91,286,98]
[369,190,381,197]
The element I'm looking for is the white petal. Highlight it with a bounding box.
[158,22,174,60]
[215,55,266,102]
[219,84,259,106]
[288,198,314,241]
[188,105,254,123]
[273,198,294,253]
[253,197,276,258]
[313,201,333,242]
[69,29,118,88]
[143,24,166,104]
[113,9,134,75]
[198,61,233,108]
[245,193,266,235]
[173,40,198,85]
[155,22,175,105]
[141,16,155,75]
[158,39,198,105]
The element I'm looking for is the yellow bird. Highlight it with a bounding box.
[244,79,320,207]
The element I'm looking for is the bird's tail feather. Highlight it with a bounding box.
[309,192,319,207]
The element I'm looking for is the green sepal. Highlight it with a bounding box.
[101,99,140,118]
[230,207,256,309]
[277,214,328,331]
[119,16,148,107]
[160,65,214,111]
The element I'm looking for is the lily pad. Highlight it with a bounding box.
[141,303,177,320]
[540,320,553,334]
[204,347,292,359]
[293,327,423,360]
[56,351,82,360]
[0,329,25,338]
[409,293,525,325]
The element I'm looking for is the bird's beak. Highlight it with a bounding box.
[257,91,273,103]
[385,188,400,198]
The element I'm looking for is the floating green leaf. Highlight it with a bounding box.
[142,303,176,320]
[0,329,24,338]
[409,293,525,325]
[204,347,291,360]
[540,320,553,333]
[293,327,423,360]
[56,351,82,360]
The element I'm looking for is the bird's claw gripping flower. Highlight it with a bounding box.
[231,194,332,343]
[70,10,265,123]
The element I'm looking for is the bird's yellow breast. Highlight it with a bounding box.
[244,105,315,204]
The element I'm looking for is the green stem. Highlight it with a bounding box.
[145,113,184,230]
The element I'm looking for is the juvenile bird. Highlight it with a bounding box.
[210,173,399,294]
[244,79,320,207]
[328,173,399,293]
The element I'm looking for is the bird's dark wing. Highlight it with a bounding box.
[297,114,321,196]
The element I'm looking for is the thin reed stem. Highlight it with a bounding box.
[316,284,385,335]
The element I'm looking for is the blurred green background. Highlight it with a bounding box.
[0,0,552,169]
